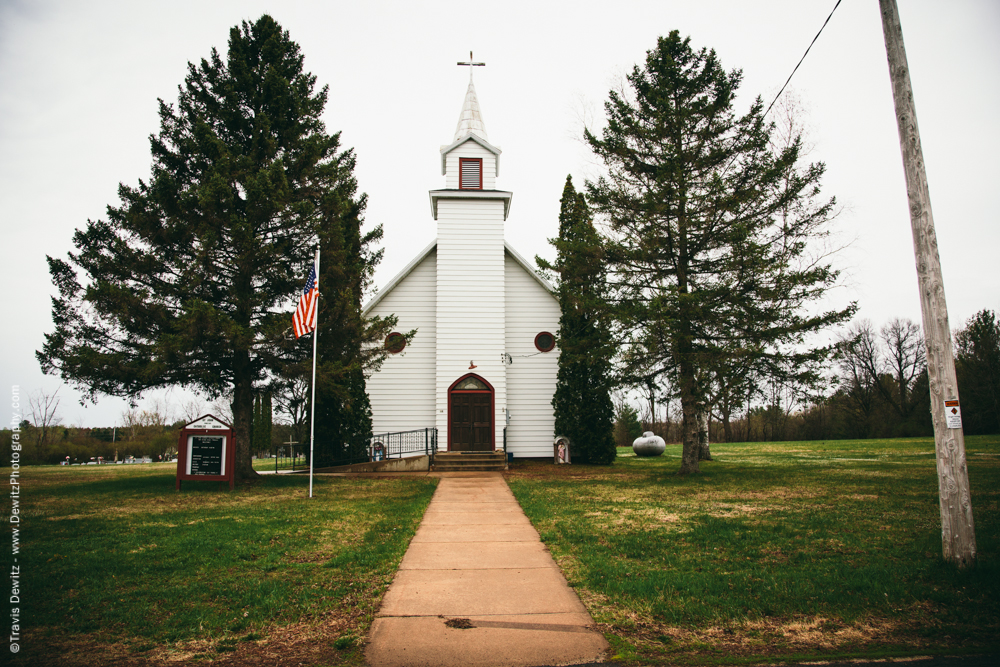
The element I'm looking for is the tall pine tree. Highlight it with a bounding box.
[586,33,853,474]
[252,394,262,453]
[955,309,1000,434]
[263,391,273,450]
[307,182,383,468]
[37,16,372,483]
[292,142,404,468]
[539,176,616,465]
[251,391,274,454]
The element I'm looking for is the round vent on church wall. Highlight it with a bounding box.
[534,332,555,352]
[385,332,406,354]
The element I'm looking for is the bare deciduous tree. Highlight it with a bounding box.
[836,321,881,435]
[28,387,62,448]
[879,318,926,420]
[273,380,309,444]
[121,399,171,439]
[209,395,234,425]
[180,397,208,423]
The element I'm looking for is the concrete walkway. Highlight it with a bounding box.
[366,472,608,667]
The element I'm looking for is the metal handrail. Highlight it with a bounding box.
[369,428,438,464]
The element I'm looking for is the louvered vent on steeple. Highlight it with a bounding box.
[460,158,482,189]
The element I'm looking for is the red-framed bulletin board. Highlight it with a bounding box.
[176,414,235,491]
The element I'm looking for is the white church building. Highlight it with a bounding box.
[362,71,560,458]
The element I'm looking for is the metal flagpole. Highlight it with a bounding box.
[308,248,320,499]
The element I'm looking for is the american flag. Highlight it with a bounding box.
[292,257,319,338]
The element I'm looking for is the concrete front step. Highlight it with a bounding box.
[433,451,506,472]
[434,454,506,462]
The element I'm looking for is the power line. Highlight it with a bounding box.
[763,0,843,118]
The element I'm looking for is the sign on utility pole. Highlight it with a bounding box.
[878,0,976,567]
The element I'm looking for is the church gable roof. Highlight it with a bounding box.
[504,242,556,296]
[362,240,437,315]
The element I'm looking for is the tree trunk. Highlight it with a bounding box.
[645,380,656,431]
[678,366,700,474]
[697,407,712,460]
[880,0,975,566]
[721,406,733,444]
[232,351,261,484]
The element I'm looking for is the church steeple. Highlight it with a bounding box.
[454,51,488,141]
[454,77,488,142]
[438,52,504,196]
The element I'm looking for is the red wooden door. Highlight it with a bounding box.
[450,392,493,451]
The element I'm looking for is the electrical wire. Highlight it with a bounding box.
[763,0,843,118]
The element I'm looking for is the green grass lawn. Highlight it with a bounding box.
[1,464,436,665]
[8,438,998,666]
[506,436,1000,665]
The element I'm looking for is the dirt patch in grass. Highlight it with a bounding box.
[689,487,826,503]
[598,612,969,660]
[585,508,682,526]
[505,461,641,482]
[26,612,364,666]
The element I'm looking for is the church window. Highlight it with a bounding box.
[455,376,489,390]
[459,158,483,189]
[534,332,555,352]
[384,332,406,354]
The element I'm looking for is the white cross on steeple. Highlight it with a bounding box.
[457,51,485,79]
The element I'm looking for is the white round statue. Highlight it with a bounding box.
[632,431,666,457]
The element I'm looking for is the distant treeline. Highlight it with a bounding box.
[615,310,1000,445]
[3,422,177,467]
[8,310,997,464]
[2,420,297,467]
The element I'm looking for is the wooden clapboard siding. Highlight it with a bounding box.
[435,196,506,449]
[366,115,559,455]
[366,247,437,435]
[444,141,497,190]
[504,250,560,458]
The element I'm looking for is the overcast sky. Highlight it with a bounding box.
[1,0,998,427]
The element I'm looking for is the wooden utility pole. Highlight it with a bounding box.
[878,0,976,567]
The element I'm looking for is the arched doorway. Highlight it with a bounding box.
[448,374,494,451]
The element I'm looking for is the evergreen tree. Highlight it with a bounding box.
[263,391,273,450]
[302,151,400,468]
[37,16,370,483]
[955,309,1000,434]
[613,402,643,448]
[252,394,262,453]
[251,391,274,455]
[539,176,616,465]
[586,32,853,474]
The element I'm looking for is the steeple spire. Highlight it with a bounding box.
[454,51,487,142]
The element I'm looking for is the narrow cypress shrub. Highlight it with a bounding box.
[541,176,616,465]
